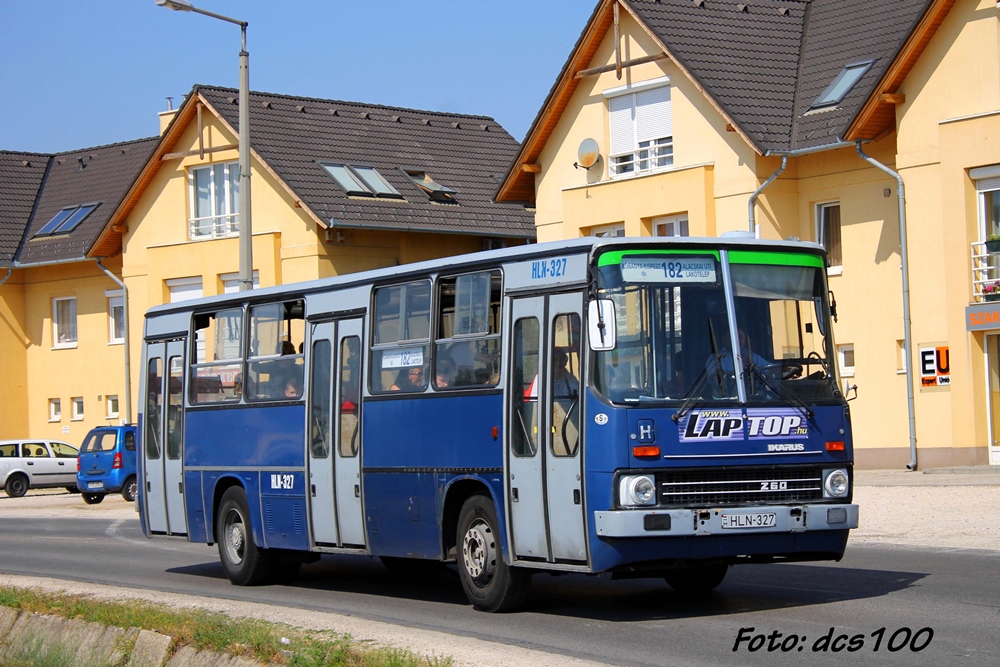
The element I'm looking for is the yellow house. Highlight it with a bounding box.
[497,0,1000,469]
[0,85,534,443]
[0,140,158,445]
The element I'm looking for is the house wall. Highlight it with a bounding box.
[16,259,127,446]
[534,10,759,241]
[527,0,1000,468]
[0,276,28,439]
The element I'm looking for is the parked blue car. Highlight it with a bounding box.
[76,425,138,504]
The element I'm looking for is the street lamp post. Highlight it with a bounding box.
[155,0,254,291]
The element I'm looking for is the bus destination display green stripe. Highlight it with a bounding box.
[727,250,824,268]
[598,248,721,267]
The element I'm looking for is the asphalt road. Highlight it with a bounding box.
[0,509,996,667]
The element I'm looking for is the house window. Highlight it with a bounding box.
[653,214,689,237]
[189,162,239,239]
[975,170,1000,241]
[403,170,456,203]
[71,397,84,421]
[816,202,842,272]
[321,164,402,198]
[107,292,124,344]
[53,297,77,347]
[168,277,205,361]
[590,223,625,238]
[606,77,673,178]
[810,60,875,110]
[106,395,120,419]
[49,399,61,422]
[838,344,855,377]
[896,339,907,374]
[34,203,101,237]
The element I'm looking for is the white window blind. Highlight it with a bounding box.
[635,86,672,144]
[609,95,634,156]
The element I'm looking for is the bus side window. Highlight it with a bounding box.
[371,281,430,394]
[511,317,539,457]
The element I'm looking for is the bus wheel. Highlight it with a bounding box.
[217,487,273,585]
[121,476,137,503]
[664,564,729,593]
[82,493,105,505]
[457,495,531,612]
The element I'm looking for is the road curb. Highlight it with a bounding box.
[0,605,272,667]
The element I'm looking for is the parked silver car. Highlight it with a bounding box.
[0,440,80,497]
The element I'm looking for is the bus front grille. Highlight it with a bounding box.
[656,465,826,507]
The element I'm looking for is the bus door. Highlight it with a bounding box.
[507,292,587,564]
[308,318,365,548]
[143,338,188,535]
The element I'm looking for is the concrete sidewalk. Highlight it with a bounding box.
[856,465,1000,486]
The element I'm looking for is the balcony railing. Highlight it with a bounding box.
[971,241,1000,302]
[189,215,239,240]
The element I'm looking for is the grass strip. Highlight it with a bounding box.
[0,585,451,667]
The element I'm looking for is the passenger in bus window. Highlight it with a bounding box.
[284,375,303,399]
[435,358,456,388]
[552,348,579,397]
[390,366,425,392]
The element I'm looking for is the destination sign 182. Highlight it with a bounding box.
[621,256,716,283]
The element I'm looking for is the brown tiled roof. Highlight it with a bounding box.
[498,0,943,203]
[197,86,535,238]
[12,137,158,266]
[623,0,934,151]
[0,152,49,265]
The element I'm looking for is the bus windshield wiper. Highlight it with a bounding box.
[747,363,814,419]
[671,367,711,422]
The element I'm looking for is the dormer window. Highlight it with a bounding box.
[34,203,100,237]
[810,60,875,110]
[404,170,457,203]
[322,164,402,198]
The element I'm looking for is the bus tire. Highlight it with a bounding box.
[121,476,137,503]
[664,564,729,593]
[457,495,530,612]
[82,492,105,505]
[4,473,28,498]
[217,487,274,586]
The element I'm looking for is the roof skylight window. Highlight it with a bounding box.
[810,60,875,109]
[321,164,402,198]
[404,170,457,203]
[34,203,100,237]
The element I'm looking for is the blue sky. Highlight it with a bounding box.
[0,0,594,154]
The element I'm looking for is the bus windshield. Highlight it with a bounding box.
[593,250,840,405]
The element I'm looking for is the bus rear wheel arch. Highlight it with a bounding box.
[217,486,275,586]
[456,494,531,612]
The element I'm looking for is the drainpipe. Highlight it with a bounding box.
[748,155,787,238]
[753,142,854,238]
[855,142,917,471]
[96,259,132,426]
[0,267,11,286]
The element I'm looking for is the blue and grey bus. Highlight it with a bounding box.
[138,235,858,612]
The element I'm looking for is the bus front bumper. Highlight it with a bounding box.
[594,503,858,538]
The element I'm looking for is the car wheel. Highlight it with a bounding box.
[121,476,137,503]
[65,486,81,494]
[82,492,106,505]
[4,473,28,498]
[664,564,729,593]
[217,486,274,585]
[456,494,531,612]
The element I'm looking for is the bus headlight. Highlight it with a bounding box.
[619,475,657,507]
[823,469,849,498]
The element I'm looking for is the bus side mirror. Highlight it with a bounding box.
[588,299,617,351]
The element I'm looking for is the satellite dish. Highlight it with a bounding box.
[575,138,600,170]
